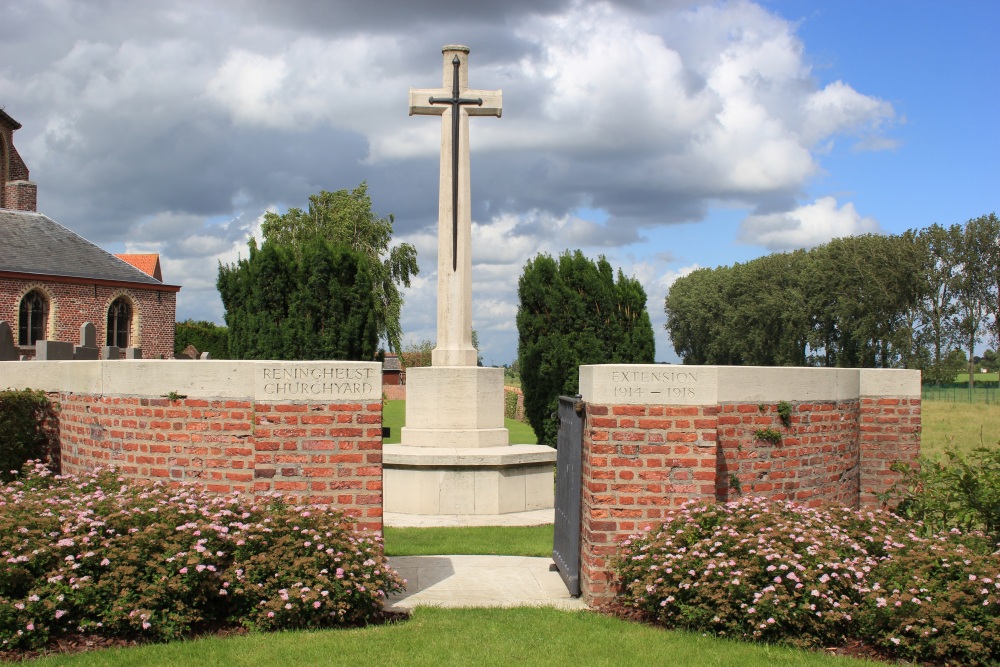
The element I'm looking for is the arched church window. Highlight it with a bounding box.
[18,290,48,345]
[107,297,132,348]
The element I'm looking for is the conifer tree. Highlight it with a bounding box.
[517,250,655,446]
[218,237,378,360]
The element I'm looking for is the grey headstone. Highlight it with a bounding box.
[199,351,212,360]
[0,321,18,361]
[79,322,97,348]
[74,346,100,361]
[37,340,74,361]
[125,347,143,359]
[102,346,121,360]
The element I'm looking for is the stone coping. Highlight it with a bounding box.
[383,444,556,467]
[0,360,382,402]
[579,365,921,405]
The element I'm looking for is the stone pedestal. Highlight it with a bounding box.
[390,365,556,516]
[383,444,556,515]
[401,366,509,448]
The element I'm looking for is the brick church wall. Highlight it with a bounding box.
[0,277,176,359]
[576,365,921,607]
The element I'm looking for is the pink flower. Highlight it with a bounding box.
[267,611,275,618]
[179,567,188,574]
[313,601,321,608]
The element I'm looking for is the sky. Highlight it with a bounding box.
[1,0,997,365]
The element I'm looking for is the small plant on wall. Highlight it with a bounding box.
[754,428,782,445]
[776,401,793,428]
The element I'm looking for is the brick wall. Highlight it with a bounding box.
[715,401,861,507]
[58,393,384,532]
[575,365,922,607]
[859,397,921,507]
[579,404,717,604]
[0,277,176,359]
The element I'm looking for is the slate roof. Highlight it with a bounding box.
[0,209,167,286]
[115,253,163,281]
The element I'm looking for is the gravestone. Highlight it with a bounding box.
[74,322,100,360]
[125,348,143,359]
[384,46,556,516]
[200,351,211,360]
[102,346,121,360]
[37,340,74,360]
[0,321,18,361]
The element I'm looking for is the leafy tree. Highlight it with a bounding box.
[517,251,655,446]
[912,224,962,382]
[260,183,418,352]
[217,237,378,361]
[952,215,995,389]
[665,233,924,369]
[174,319,229,359]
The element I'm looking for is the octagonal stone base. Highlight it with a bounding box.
[383,444,556,515]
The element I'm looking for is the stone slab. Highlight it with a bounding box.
[384,444,556,467]
[384,444,555,515]
[386,555,587,611]
[0,360,382,402]
[579,364,922,405]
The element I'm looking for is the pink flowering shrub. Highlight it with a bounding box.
[0,462,403,651]
[613,497,1000,665]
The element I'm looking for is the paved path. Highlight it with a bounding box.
[386,555,587,611]
[384,510,586,611]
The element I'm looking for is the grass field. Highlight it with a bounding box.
[382,399,538,445]
[955,371,1000,383]
[384,524,553,557]
[920,399,1000,458]
[25,607,880,667]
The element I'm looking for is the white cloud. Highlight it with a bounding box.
[738,196,880,250]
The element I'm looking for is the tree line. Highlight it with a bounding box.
[664,213,1000,385]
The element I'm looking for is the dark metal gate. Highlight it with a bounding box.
[552,395,584,596]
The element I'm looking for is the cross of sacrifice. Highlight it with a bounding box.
[409,45,502,367]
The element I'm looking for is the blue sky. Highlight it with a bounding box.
[1,0,996,364]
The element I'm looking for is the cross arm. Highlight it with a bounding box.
[409,88,447,116]
[465,89,502,118]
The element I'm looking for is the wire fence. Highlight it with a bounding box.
[922,383,999,404]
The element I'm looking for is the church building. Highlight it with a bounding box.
[0,109,179,359]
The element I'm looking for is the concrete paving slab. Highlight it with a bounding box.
[384,508,554,527]
[386,555,587,611]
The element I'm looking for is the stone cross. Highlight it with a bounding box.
[409,45,501,367]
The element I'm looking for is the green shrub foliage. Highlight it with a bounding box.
[0,464,403,651]
[517,251,655,446]
[174,319,229,359]
[218,237,379,360]
[614,497,1000,666]
[883,447,1000,542]
[0,390,58,482]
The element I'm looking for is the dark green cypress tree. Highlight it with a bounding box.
[218,238,378,361]
[517,250,656,446]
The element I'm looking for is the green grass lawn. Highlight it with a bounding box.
[385,524,553,557]
[955,371,1000,383]
[920,398,1000,458]
[25,607,881,667]
[382,399,538,445]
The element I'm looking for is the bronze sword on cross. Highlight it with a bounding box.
[430,56,483,272]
